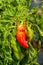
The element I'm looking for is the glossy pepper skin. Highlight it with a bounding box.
[16,24,29,48]
[17,25,26,32]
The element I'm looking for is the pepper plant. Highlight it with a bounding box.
[0,0,43,65]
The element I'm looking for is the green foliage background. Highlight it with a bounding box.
[0,0,43,65]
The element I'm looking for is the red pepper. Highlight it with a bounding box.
[16,24,29,48]
[16,31,29,48]
[17,24,26,32]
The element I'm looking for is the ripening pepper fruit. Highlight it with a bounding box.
[16,24,29,48]
[16,31,29,48]
[17,24,26,32]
